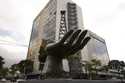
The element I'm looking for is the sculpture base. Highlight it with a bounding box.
[19,79,124,83]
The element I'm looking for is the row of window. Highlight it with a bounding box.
[67,3,78,30]
[42,0,57,18]
[43,30,56,44]
[35,0,57,25]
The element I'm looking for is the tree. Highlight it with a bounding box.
[9,64,19,76]
[0,56,5,78]
[108,60,121,71]
[83,61,93,79]
[82,59,101,79]
[101,65,109,73]
[18,60,33,74]
[91,59,101,75]
[0,56,4,69]
[119,61,125,79]
[121,70,125,79]
[108,60,125,79]
[119,61,125,71]
[0,68,8,78]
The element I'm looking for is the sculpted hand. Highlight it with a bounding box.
[46,29,91,58]
[42,30,91,78]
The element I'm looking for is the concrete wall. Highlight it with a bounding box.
[19,80,123,83]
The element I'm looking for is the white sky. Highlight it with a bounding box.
[0,0,125,67]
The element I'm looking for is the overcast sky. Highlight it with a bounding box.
[0,0,125,67]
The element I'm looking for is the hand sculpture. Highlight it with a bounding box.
[46,29,90,58]
[43,29,91,78]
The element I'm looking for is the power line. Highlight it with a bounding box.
[0,40,28,47]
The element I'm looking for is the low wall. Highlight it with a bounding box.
[19,79,124,83]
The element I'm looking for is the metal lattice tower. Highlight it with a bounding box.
[59,11,68,40]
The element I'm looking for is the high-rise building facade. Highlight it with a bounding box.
[27,0,110,74]
[27,0,83,73]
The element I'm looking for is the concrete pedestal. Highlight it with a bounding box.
[19,79,124,83]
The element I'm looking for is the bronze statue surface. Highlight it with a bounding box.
[40,30,91,78]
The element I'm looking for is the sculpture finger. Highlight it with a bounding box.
[68,30,81,45]
[71,37,91,54]
[79,37,91,49]
[59,30,73,44]
[73,30,88,47]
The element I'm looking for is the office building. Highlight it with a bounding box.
[27,0,83,73]
[27,0,110,74]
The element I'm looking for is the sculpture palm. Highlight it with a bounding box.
[46,30,90,58]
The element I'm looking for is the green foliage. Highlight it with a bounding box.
[108,60,121,70]
[100,65,109,72]
[82,59,101,79]
[108,60,125,72]
[0,56,7,78]
[108,60,125,79]
[0,56,4,69]
[17,60,33,74]
[0,68,8,78]
[9,64,19,76]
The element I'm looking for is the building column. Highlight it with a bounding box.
[33,53,40,73]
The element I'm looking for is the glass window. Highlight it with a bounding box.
[87,37,109,65]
